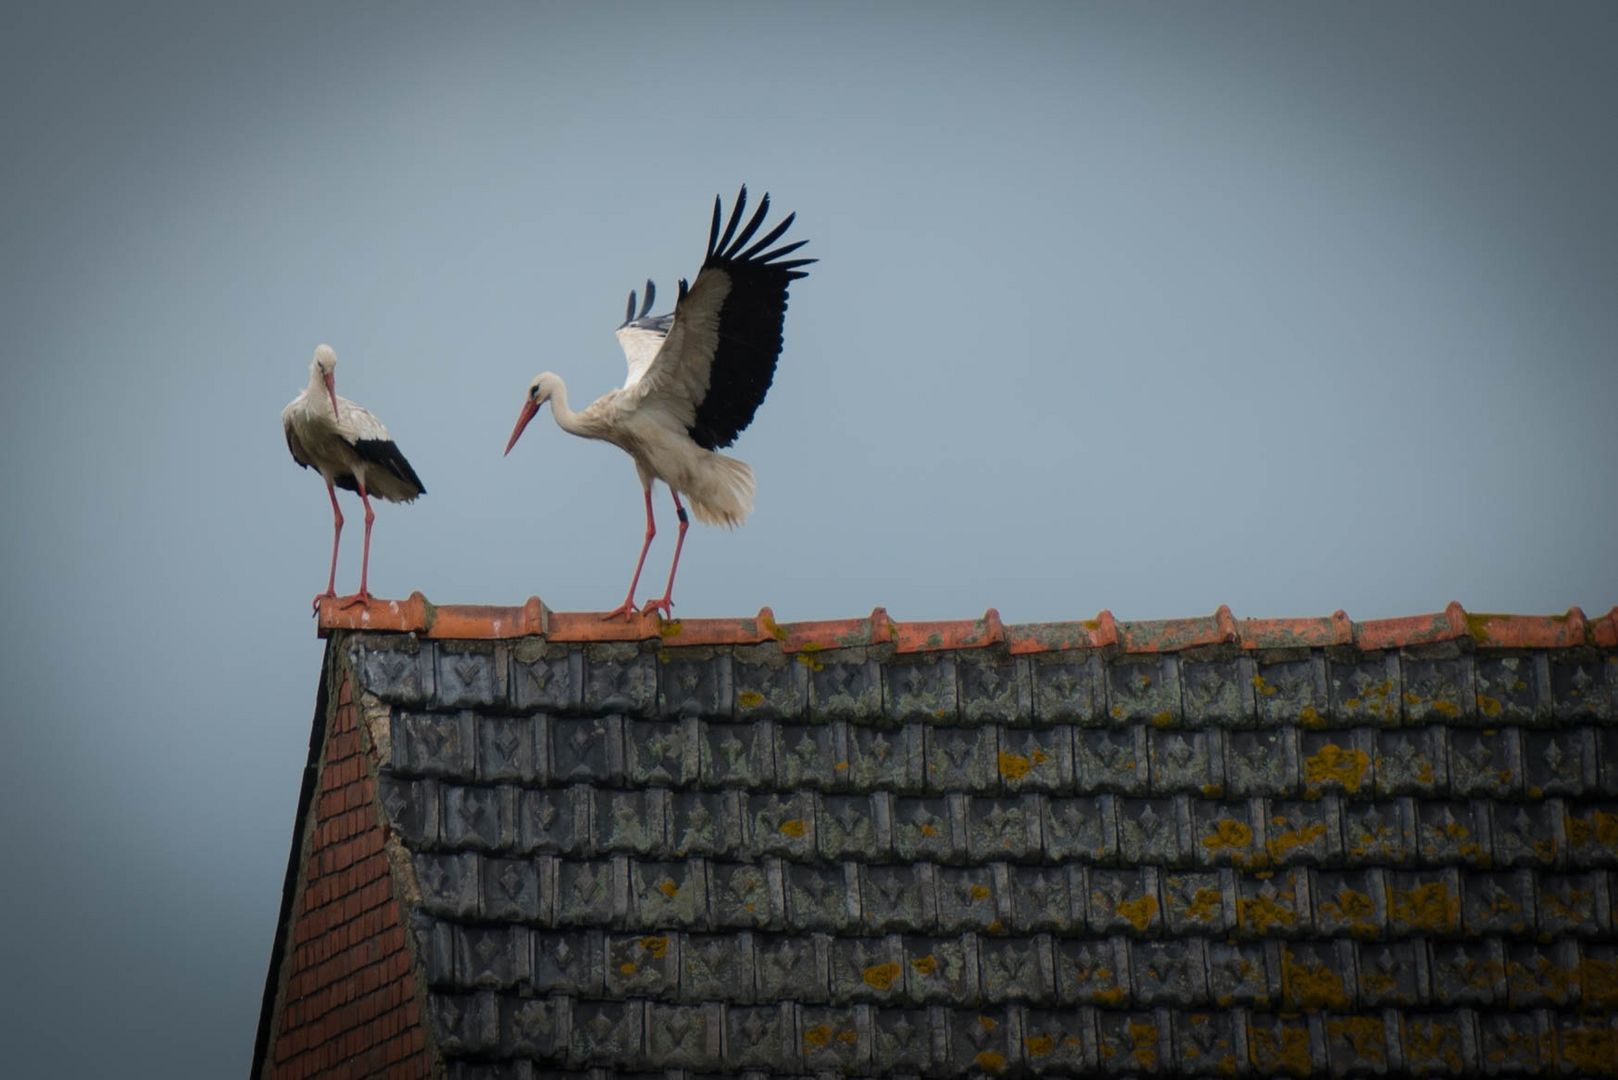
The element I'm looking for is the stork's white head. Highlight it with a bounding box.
[311,345,340,417]
[503,372,559,456]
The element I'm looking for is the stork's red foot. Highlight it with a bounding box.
[641,597,674,619]
[311,591,337,615]
[603,600,640,621]
[337,589,373,610]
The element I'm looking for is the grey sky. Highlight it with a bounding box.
[2,2,1614,1074]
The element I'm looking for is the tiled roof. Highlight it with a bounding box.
[259,602,1618,1078]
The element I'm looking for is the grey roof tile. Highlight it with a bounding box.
[723,1002,797,1070]
[1536,871,1608,937]
[1564,801,1618,867]
[923,725,998,794]
[355,635,435,704]
[1029,653,1104,724]
[551,716,625,785]
[798,1004,869,1072]
[1398,1009,1479,1075]
[1279,939,1356,1009]
[1489,799,1563,869]
[480,856,541,922]
[1385,868,1462,936]
[532,930,603,996]
[1116,797,1187,867]
[1245,1011,1320,1078]
[1548,654,1613,720]
[1415,799,1491,868]
[1207,938,1277,1008]
[1149,728,1222,797]
[379,773,439,847]
[628,858,706,929]
[956,653,1025,725]
[1253,653,1329,730]
[869,1006,935,1073]
[860,863,934,933]
[455,924,529,990]
[604,931,678,999]
[1329,650,1402,727]
[647,1001,724,1068]
[939,1004,1017,1075]
[518,785,588,855]
[708,858,782,930]
[783,862,860,932]
[668,790,742,859]
[755,934,828,1006]
[976,933,1054,1003]
[658,649,732,719]
[1220,722,1300,798]
[1506,940,1580,1006]
[1356,939,1427,1007]
[808,652,883,721]
[1131,938,1208,1006]
[1235,867,1311,938]
[1093,1006,1168,1074]
[415,851,480,919]
[828,934,904,1004]
[569,998,643,1067]
[1074,726,1149,795]
[582,643,656,716]
[1447,727,1518,798]
[436,641,508,709]
[393,710,475,777]
[1005,864,1071,933]
[1342,799,1418,866]
[1086,867,1162,937]
[1311,868,1388,939]
[744,791,817,860]
[1402,651,1476,724]
[996,724,1074,794]
[1523,728,1598,798]
[934,865,1002,933]
[624,717,699,787]
[1171,1008,1239,1077]
[510,641,583,712]
[1189,798,1262,870]
[732,645,808,721]
[680,930,754,1002]
[1378,725,1450,797]
[1473,653,1545,724]
[430,990,499,1056]
[890,795,957,863]
[699,720,774,789]
[1181,654,1257,726]
[1041,794,1116,862]
[775,721,847,792]
[1161,869,1234,935]
[1474,1010,1543,1075]
[1300,728,1375,799]
[1462,869,1535,937]
[1429,938,1507,1005]
[1106,655,1181,726]
[901,934,977,1005]
[596,788,667,857]
[820,793,889,862]
[964,795,1041,862]
[555,858,624,928]
[884,654,958,723]
[846,724,924,793]
[1321,1012,1394,1077]
[442,783,511,851]
[1023,1005,1096,1072]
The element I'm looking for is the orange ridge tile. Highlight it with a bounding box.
[1118,607,1238,652]
[316,594,1618,650]
[1353,601,1468,650]
[1239,610,1354,649]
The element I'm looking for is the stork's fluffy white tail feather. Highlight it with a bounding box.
[685,452,755,528]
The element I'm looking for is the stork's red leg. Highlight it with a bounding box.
[605,486,656,620]
[315,478,345,610]
[339,482,376,609]
[643,492,689,618]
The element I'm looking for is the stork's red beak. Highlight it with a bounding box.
[323,371,339,418]
[504,399,539,456]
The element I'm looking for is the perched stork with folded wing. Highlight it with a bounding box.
[283,344,425,607]
[504,185,813,619]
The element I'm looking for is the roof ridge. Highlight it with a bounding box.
[315,595,1618,652]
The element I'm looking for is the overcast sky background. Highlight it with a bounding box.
[2,2,1615,1074]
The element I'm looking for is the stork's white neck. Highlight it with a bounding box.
[544,376,590,437]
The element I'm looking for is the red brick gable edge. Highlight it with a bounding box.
[255,648,437,1079]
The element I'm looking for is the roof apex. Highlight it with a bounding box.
[315,595,1618,652]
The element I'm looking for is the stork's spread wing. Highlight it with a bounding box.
[627,186,813,450]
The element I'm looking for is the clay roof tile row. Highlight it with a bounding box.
[316,596,1618,652]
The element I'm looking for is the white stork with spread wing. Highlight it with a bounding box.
[504,185,813,619]
[283,345,425,606]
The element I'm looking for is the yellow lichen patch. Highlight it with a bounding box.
[802,1024,832,1048]
[1025,1035,1055,1058]
[919,822,939,838]
[862,962,901,991]
[1116,893,1159,930]
[1184,887,1224,924]
[658,879,680,898]
[1298,704,1322,727]
[1318,888,1377,935]
[1282,950,1349,1008]
[1202,818,1255,854]
[1239,892,1298,932]
[1566,809,1618,850]
[795,652,825,672]
[1582,955,1618,1008]
[836,1029,858,1045]
[737,690,765,709]
[974,1051,1006,1072]
[910,954,938,977]
[657,619,683,639]
[1405,1021,1462,1072]
[1151,710,1174,727]
[1478,693,1503,717]
[1559,1023,1618,1072]
[1032,748,1050,764]
[619,962,637,975]
[986,919,1005,935]
[1266,820,1327,862]
[639,935,669,959]
[1432,699,1460,717]
[1304,743,1370,793]
[969,884,992,901]
[998,752,1032,781]
[1389,881,1459,932]
[1128,1023,1159,1069]
[977,1015,998,1032]
[1327,1016,1387,1062]
[1252,674,1279,697]
[778,818,807,838]
[1249,1025,1312,1077]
